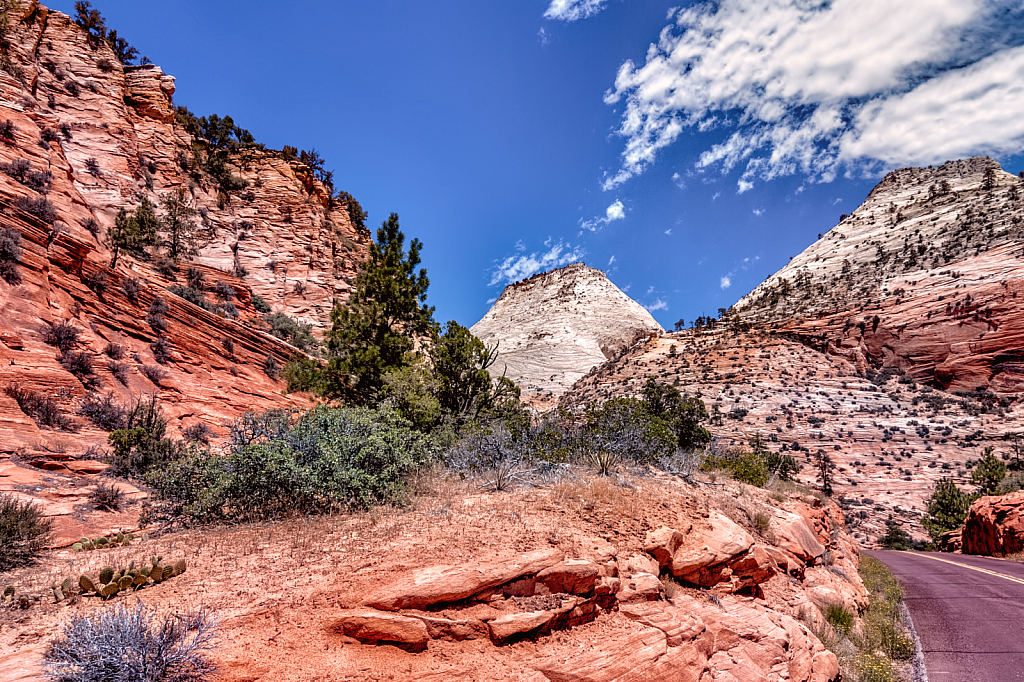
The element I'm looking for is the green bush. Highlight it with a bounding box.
[0,492,53,570]
[151,405,433,521]
[824,603,854,634]
[703,449,769,486]
[106,396,180,479]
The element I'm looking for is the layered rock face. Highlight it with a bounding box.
[0,3,368,540]
[562,159,1024,543]
[323,479,858,681]
[471,263,662,403]
[962,490,1024,555]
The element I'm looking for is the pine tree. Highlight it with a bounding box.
[922,477,975,541]
[970,446,1006,495]
[106,198,159,268]
[312,213,434,403]
[160,188,201,261]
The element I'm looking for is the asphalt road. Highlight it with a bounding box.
[865,550,1024,682]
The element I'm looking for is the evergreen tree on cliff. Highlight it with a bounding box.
[298,213,435,403]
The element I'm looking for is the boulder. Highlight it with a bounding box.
[488,610,557,642]
[770,510,826,563]
[728,545,777,589]
[963,490,1024,555]
[939,528,963,553]
[366,548,564,610]
[615,572,664,604]
[406,613,489,641]
[536,559,601,595]
[330,609,429,651]
[665,511,755,587]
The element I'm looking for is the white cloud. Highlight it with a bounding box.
[712,191,721,201]
[489,239,584,286]
[580,199,626,232]
[664,228,672,235]
[753,208,764,217]
[544,0,607,21]
[645,298,668,312]
[607,255,616,266]
[538,27,550,45]
[720,276,732,290]
[737,180,754,194]
[671,172,686,188]
[602,0,1024,189]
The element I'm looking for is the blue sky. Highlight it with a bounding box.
[49,1,1024,329]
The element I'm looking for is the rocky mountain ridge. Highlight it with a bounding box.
[471,262,662,406]
[560,158,1024,544]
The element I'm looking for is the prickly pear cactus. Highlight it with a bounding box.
[173,559,186,575]
[99,567,114,584]
[79,575,97,594]
[72,543,83,552]
[51,586,65,603]
[99,583,119,598]
[117,575,133,591]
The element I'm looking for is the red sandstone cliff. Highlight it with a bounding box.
[0,2,369,541]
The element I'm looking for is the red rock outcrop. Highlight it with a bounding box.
[962,490,1024,555]
[0,2,370,540]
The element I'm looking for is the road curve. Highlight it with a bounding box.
[864,550,1024,682]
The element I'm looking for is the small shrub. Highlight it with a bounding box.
[231,263,248,279]
[251,293,271,313]
[0,492,53,570]
[104,342,126,360]
[78,392,126,431]
[82,217,100,237]
[43,321,81,351]
[0,118,16,140]
[81,267,108,293]
[85,157,101,175]
[59,123,73,140]
[220,337,234,356]
[151,337,172,364]
[14,195,58,224]
[824,603,854,634]
[213,280,235,301]
[107,360,130,386]
[140,364,167,385]
[264,312,318,352]
[186,267,206,290]
[43,602,218,682]
[262,354,280,379]
[154,257,177,279]
[753,512,771,534]
[0,225,23,284]
[60,350,102,390]
[64,80,80,97]
[169,285,211,311]
[147,298,167,332]
[182,422,214,445]
[4,383,78,431]
[1,159,51,192]
[39,126,61,145]
[122,276,143,303]
[217,301,239,318]
[88,481,124,511]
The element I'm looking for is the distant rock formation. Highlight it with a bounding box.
[471,263,662,401]
[561,159,1024,544]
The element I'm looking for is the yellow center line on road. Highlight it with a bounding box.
[900,552,1024,586]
